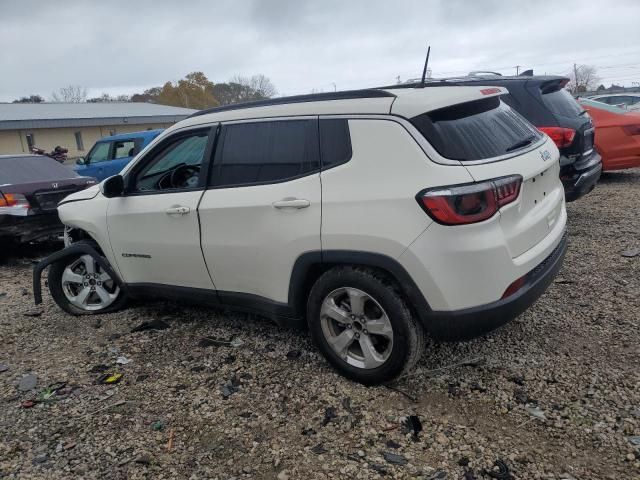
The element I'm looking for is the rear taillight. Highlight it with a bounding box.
[417,175,522,226]
[538,127,576,148]
[622,125,640,136]
[0,192,30,216]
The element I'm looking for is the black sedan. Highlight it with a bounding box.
[0,154,96,244]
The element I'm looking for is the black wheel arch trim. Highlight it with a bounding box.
[33,242,126,305]
[289,250,432,323]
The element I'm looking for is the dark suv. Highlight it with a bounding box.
[384,74,602,201]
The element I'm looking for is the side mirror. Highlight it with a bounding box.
[76,157,86,165]
[101,175,125,198]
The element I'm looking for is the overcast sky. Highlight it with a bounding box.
[1,0,639,102]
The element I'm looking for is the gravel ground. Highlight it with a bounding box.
[1,169,639,480]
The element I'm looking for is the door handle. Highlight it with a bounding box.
[165,206,190,215]
[272,198,310,209]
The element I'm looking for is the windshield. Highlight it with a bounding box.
[541,88,583,117]
[410,97,542,161]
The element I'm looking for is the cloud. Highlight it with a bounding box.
[1,0,639,101]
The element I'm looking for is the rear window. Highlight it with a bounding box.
[0,155,79,185]
[541,88,583,117]
[411,97,541,161]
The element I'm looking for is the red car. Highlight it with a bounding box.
[579,98,640,171]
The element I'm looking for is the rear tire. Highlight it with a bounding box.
[307,266,425,385]
[48,253,127,315]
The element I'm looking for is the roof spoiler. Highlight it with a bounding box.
[539,78,570,94]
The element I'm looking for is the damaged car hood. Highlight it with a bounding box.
[59,184,100,205]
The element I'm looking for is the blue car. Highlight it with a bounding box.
[74,129,163,181]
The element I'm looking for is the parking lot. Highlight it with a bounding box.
[0,169,638,479]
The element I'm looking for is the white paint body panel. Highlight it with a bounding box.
[198,174,321,303]
[320,118,473,258]
[105,191,214,289]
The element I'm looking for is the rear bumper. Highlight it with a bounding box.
[561,151,602,202]
[426,231,567,341]
[0,213,63,243]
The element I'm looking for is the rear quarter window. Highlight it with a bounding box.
[410,97,541,161]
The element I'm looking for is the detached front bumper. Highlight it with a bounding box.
[426,231,567,341]
[561,151,602,202]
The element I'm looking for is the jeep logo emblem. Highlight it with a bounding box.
[539,150,551,162]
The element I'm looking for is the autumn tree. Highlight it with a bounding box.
[131,87,162,103]
[51,85,87,103]
[131,73,277,108]
[12,94,44,103]
[152,72,219,109]
[568,64,600,93]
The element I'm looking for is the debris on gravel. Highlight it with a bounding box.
[1,169,639,479]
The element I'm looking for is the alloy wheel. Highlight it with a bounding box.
[320,287,394,369]
[61,255,120,311]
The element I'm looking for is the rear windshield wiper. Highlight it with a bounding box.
[506,135,537,152]
[578,110,588,116]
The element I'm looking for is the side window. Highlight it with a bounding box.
[210,120,319,188]
[86,142,111,164]
[132,131,210,193]
[319,119,352,169]
[113,139,137,159]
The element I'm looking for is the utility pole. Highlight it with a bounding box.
[573,63,579,94]
[514,65,521,75]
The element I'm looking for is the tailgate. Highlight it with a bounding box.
[464,137,564,258]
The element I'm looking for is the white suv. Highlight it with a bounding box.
[33,86,567,384]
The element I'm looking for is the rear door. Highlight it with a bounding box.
[106,127,216,289]
[198,118,321,305]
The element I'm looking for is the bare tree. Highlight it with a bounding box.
[568,64,600,93]
[230,74,277,99]
[51,85,88,103]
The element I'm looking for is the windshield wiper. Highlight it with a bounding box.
[506,135,536,152]
[578,110,588,116]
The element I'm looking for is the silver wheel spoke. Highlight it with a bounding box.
[347,289,366,316]
[359,335,385,368]
[94,285,113,304]
[321,299,351,324]
[327,329,356,357]
[98,271,112,282]
[74,287,92,306]
[81,255,96,274]
[61,268,83,285]
[365,316,393,339]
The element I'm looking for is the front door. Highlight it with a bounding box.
[107,127,216,289]
[198,118,321,305]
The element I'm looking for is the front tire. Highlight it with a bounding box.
[48,253,127,315]
[307,267,425,385]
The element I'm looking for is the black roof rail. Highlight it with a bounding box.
[188,89,396,118]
